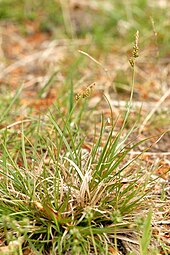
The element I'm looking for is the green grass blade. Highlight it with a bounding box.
[0,83,24,123]
[38,71,58,98]
[140,209,152,255]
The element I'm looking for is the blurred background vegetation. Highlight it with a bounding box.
[0,0,169,55]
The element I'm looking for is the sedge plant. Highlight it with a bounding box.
[0,32,159,255]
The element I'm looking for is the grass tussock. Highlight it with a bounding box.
[0,103,157,255]
[0,1,170,254]
[0,42,162,254]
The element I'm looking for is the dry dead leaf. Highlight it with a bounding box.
[155,160,170,180]
[108,246,122,255]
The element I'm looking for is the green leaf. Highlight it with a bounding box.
[140,209,152,255]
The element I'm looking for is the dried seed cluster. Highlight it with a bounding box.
[129,31,139,67]
[75,82,96,101]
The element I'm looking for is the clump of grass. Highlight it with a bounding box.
[0,106,149,254]
[0,32,162,254]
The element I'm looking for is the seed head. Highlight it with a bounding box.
[129,30,139,67]
[129,58,134,68]
[75,82,95,101]
[133,30,139,58]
